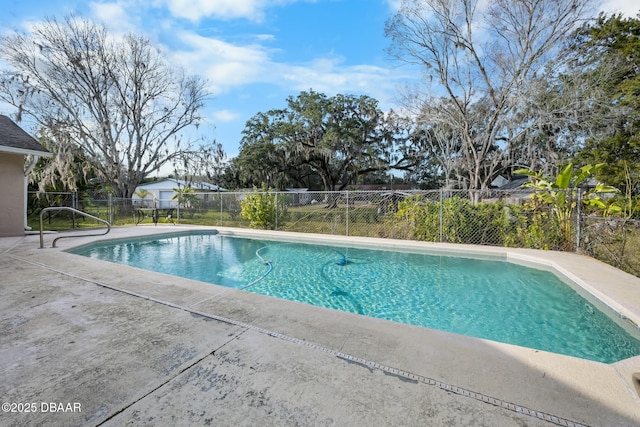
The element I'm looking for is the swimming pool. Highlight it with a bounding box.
[71,231,640,363]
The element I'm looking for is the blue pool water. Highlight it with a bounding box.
[72,232,640,363]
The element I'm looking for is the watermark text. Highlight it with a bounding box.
[2,402,82,413]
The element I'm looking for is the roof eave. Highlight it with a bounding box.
[0,145,53,158]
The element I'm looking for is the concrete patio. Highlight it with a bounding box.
[1,225,640,426]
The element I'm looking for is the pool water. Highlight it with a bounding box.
[72,233,640,363]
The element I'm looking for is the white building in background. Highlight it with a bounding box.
[133,178,225,208]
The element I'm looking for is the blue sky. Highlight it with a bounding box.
[1,0,637,159]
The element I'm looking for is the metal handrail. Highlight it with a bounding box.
[39,207,111,248]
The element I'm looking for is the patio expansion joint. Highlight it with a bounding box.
[612,363,640,405]
[8,252,590,427]
[94,328,250,427]
[0,236,28,256]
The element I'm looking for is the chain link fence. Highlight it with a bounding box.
[580,217,640,277]
[28,188,639,277]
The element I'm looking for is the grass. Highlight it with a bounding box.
[581,220,640,277]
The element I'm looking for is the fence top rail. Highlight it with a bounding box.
[30,188,585,198]
[28,191,74,195]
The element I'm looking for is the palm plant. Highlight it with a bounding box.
[134,189,152,208]
[172,185,199,209]
[515,163,620,250]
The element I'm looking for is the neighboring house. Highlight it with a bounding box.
[492,174,604,192]
[488,174,609,204]
[486,175,534,204]
[133,178,225,208]
[0,115,52,237]
[491,175,531,191]
[284,188,313,206]
[491,175,529,190]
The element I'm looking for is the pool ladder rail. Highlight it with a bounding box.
[39,206,111,249]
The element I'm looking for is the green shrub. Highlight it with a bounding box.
[240,185,287,229]
[504,204,564,250]
[390,196,510,245]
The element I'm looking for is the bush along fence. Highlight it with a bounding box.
[28,188,640,277]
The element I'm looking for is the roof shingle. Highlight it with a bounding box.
[0,115,51,156]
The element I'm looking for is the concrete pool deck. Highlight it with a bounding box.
[1,225,640,426]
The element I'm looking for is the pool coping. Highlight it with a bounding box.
[5,224,640,425]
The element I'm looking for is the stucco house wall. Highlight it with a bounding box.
[0,153,26,237]
[0,115,51,237]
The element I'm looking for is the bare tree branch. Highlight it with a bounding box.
[0,15,217,197]
[386,0,596,197]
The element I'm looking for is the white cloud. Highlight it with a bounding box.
[255,34,276,41]
[212,109,240,122]
[89,1,141,33]
[385,0,402,11]
[168,29,410,108]
[271,57,410,109]
[159,0,316,23]
[169,31,274,92]
[161,0,267,22]
[90,2,128,23]
[80,1,408,105]
[163,23,410,115]
[601,0,639,16]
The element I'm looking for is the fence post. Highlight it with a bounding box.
[275,191,278,231]
[576,188,582,251]
[346,191,349,236]
[108,194,113,224]
[219,193,223,226]
[439,189,444,243]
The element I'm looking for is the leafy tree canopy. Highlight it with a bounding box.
[569,13,640,193]
[237,90,420,191]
